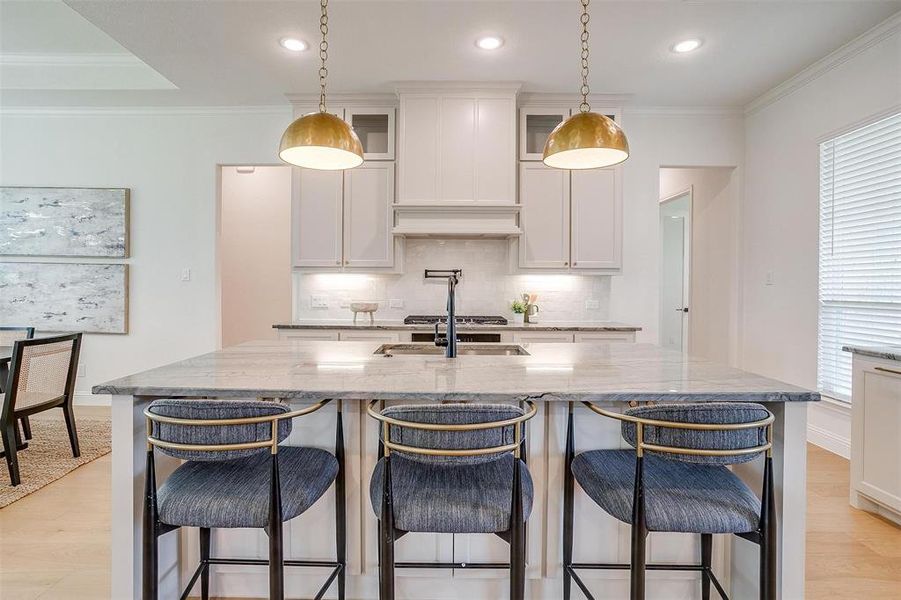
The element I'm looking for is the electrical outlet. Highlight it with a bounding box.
[181,268,191,282]
[585,299,600,310]
[311,294,328,308]
[765,271,775,286]
[389,299,404,309]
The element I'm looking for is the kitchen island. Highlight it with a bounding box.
[95,340,817,600]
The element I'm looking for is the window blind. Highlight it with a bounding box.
[818,111,901,402]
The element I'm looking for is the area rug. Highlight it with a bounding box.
[0,415,111,507]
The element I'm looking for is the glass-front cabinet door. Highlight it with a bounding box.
[519,107,570,161]
[345,107,396,160]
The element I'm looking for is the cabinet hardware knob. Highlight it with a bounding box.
[564,262,568,266]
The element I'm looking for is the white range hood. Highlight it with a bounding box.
[392,202,522,238]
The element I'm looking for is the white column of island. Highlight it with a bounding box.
[95,340,818,600]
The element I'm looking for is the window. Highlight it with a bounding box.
[818,112,901,401]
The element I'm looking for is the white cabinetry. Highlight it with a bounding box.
[293,163,395,269]
[519,107,570,161]
[571,169,621,270]
[398,85,518,204]
[519,163,570,268]
[512,331,574,344]
[850,354,901,525]
[518,163,621,272]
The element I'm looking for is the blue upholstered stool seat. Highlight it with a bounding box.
[571,449,760,534]
[370,454,534,534]
[158,446,338,529]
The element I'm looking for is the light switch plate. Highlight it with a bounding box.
[765,271,775,286]
[181,268,191,282]
[311,294,328,308]
[389,299,404,309]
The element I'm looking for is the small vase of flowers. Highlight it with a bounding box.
[511,300,527,324]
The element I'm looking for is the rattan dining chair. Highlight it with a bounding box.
[367,400,537,600]
[1,333,82,486]
[143,397,346,600]
[563,401,776,600]
[0,326,36,440]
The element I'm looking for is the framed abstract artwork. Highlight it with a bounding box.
[0,262,129,334]
[0,186,130,257]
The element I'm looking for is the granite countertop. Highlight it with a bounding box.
[94,340,818,403]
[273,320,642,332]
[843,345,901,362]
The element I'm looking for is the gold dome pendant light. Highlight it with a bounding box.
[543,0,629,170]
[279,0,363,170]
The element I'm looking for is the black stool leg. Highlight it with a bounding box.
[701,533,712,600]
[142,450,158,600]
[199,527,211,600]
[335,404,346,600]
[268,454,284,600]
[563,403,575,600]
[510,458,526,600]
[759,456,777,600]
[630,456,646,600]
[379,456,395,600]
[2,423,20,486]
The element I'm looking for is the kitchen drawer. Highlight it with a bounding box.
[512,332,574,344]
[338,331,401,343]
[278,330,340,341]
[574,332,635,343]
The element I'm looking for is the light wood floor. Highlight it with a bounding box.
[1,424,898,599]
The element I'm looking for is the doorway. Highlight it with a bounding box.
[217,165,292,348]
[659,189,692,352]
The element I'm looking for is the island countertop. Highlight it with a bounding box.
[94,340,818,403]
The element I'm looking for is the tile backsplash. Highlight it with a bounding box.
[293,239,611,322]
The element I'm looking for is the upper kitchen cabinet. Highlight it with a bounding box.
[517,164,622,273]
[571,168,621,270]
[397,84,519,204]
[293,163,396,269]
[519,106,570,161]
[519,162,570,268]
[343,162,395,267]
[345,107,395,160]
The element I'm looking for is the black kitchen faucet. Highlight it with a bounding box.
[424,269,462,358]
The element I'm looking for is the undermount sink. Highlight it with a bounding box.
[374,343,530,356]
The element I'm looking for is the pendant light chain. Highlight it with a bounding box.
[318,0,329,113]
[579,0,591,113]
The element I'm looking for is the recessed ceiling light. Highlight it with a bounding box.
[476,36,504,51]
[672,39,702,54]
[280,37,308,52]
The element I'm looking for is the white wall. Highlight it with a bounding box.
[219,165,292,347]
[0,107,294,403]
[660,167,740,364]
[741,19,901,454]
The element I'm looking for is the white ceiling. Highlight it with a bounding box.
[1,1,899,107]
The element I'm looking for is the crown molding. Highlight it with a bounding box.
[745,10,901,116]
[284,92,398,108]
[0,105,291,117]
[624,105,742,117]
[517,92,632,107]
[0,52,141,67]
[394,81,523,95]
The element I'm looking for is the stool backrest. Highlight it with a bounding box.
[147,398,292,461]
[0,326,35,346]
[381,403,525,465]
[621,402,771,465]
[4,333,80,414]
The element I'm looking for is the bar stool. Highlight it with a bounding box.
[367,401,537,600]
[563,401,776,600]
[143,397,346,600]
[0,326,36,442]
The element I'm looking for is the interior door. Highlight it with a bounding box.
[659,192,691,351]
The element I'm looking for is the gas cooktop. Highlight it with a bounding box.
[403,315,509,326]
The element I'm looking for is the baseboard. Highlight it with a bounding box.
[807,421,851,459]
[75,391,111,407]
